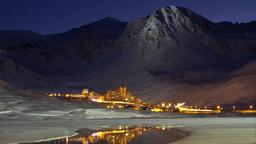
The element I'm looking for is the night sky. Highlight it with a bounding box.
[0,0,255,35]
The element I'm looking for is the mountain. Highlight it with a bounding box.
[76,6,256,105]
[0,17,127,76]
[0,5,255,105]
[122,6,255,69]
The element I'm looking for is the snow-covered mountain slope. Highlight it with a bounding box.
[76,6,256,105]
[136,60,256,106]
[0,54,53,91]
[0,5,255,105]
[115,6,255,71]
[80,6,255,86]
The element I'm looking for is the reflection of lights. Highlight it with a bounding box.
[66,137,68,144]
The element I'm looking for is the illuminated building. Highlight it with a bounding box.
[118,85,127,98]
[82,88,89,96]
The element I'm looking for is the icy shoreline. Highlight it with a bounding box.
[0,117,255,144]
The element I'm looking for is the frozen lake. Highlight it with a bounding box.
[0,93,255,144]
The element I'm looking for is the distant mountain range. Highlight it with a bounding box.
[0,5,255,106]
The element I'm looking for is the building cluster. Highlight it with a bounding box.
[102,85,141,104]
[48,86,255,114]
[48,85,144,106]
[153,102,256,114]
[48,93,86,99]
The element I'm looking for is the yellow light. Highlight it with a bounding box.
[151,108,163,112]
[161,103,165,107]
[250,105,253,109]
[217,105,221,109]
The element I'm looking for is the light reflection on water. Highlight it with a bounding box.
[26,125,170,144]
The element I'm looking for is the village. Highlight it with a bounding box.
[48,85,256,114]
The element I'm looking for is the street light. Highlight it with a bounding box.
[217,105,221,110]
[232,106,236,111]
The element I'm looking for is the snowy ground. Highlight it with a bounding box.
[0,92,255,144]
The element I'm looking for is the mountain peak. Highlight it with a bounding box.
[163,5,180,12]
[154,5,186,15]
[87,17,124,26]
[143,5,213,34]
[100,17,122,23]
[152,5,208,21]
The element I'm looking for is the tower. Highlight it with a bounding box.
[118,85,127,98]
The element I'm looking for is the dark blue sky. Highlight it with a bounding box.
[0,0,255,34]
